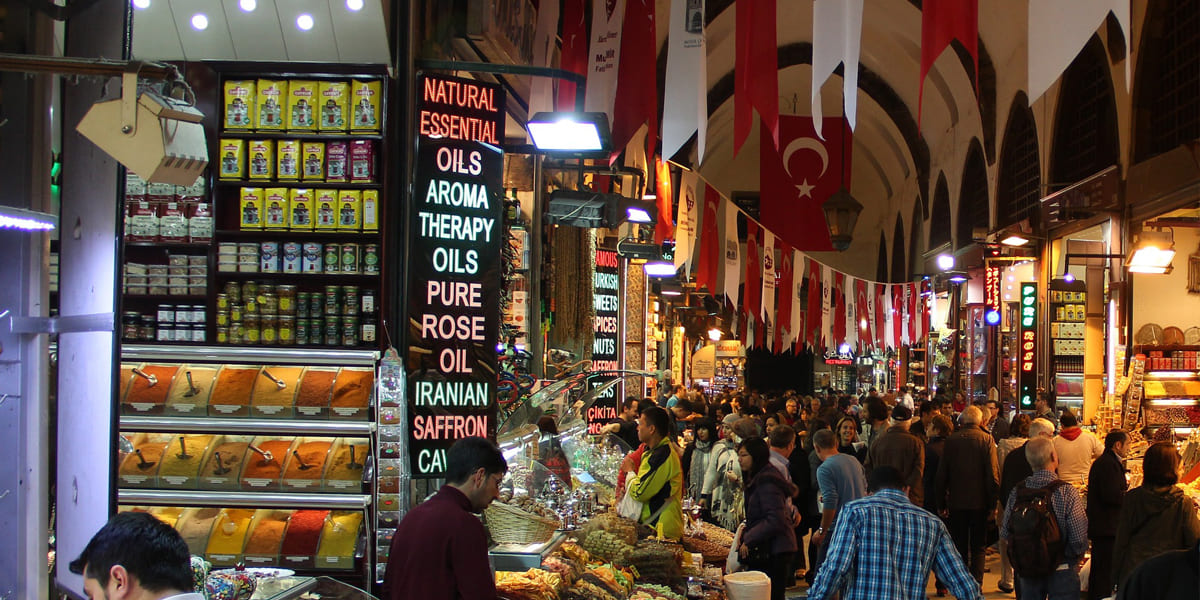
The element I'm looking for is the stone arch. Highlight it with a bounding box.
[877,230,890,283]
[1132,0,1200,163]
[957,140,989,249]
[1050,35,1120,187]
[929,174,952,249]
[891,214,906,282]
[909,201,924,274]
[996,92,1042,228]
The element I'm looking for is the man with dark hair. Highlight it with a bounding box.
[1034,391,1059,431]
[384,436,507,600]
[1086,430,1128,600]
[600,396,641,449]
[1052,409,1102,484]
[628,406,685,539]
[811,428,868,554]
[862,398,889,448]
[865,404,925,505]
[913,400,938,442]
[807,465,982,600]
[69,511,196,600]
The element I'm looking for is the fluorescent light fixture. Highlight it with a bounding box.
[708,328,723,341]
[191,13,209,30]
[0,206,58,231]
[239,0,256,12]
[643,261,677,277]
[526,111,612,154]
[1147,398,1198,407]
[296,13,315,30]
[1145,371,1198,379]
[936,254,954,271]
[1127,228,1175,274]
[346,0,365,10]
[133,0,150,9]
[626,206,653,223]
[1000,234,1030,246]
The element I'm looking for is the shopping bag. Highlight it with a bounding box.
[617,481,644,520]
[726,522,747,573]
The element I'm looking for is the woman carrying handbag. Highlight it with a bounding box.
[735,438,798,600]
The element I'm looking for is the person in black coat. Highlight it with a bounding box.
[737,438,797,600]
[1116,539,1199,600]
[1086,430,1128,600]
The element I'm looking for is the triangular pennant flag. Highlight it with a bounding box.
[789,250,804,351]
[675,170,700,270]
[584,0,627,119]
[557,0,588,110]
[696,182,720,292]
[807,258,823,349]
[776,241,795,353]
[722,200,742,307]
[662,0,708,161]
[885,284,897,350]
[745,221,761,321]
[734,0,778,155]
[761,230,776,325]
[821,264,834,353]
[918,0,978,128]
[844,275,858,349]
[610,0,657,162]
[811,0,864,139]
[1028,0,1130,101]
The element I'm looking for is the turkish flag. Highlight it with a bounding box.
[745,220,761,324]
[734,0,778,155]
[874,283,888,350]
[892,284,905,349]
[919,279,932,343]
[557,0,588,110]
[775,240,794,353]
[611,0,657,160]
[806,258,823,348]
[760,115,851,252]
[832,272,846,348]
[855,278,870,351]
[919,0,978,127]
[907,282,919,344]
[654,159,675,244]
[696,183,720,292]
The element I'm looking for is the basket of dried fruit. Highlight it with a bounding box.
[485,497,561,545]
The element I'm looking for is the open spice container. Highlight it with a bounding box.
[165,365,219,416]
[123,364,181,415]
[204,508,257,566]
[118,364,137,404]
[281,436,334,491]
[208,365,261,417]
[199,435,254,490]
[316,511,363,570]
[329,367,373,420]
[156,434,216,489]
[175,507,223,556]
[279,509,329,570]
[238,435,295,491]
[118,433,171,488]
[250,365,305,418]
[323,437,369,492]
[242,509,293,567]
[293,366,337,419]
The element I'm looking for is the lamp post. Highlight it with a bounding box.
[823,186,863,251]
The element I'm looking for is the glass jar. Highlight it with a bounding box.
[342,317,359,346]
[324,285,341,315]
[243,314,261,344]
[230,304,243,323]
[278,316,295,346]
[122,312,141,341]
[216,327,229,344]
[156,323,174,342]
[324,317,340,346]
[361,317,377,344]
[260,292,279,316]
[261,314,277,345]
[241,280,258,302]
[308,293,323,319]
[139,315,156,341]
[296,291,310,318]
[295,318,309,346]
[216,293,229,311]
[361,288,377,314]
[342,286,359,316]
[277,285,297,313]
[243,293,259,315]
[223,281,241,304]
[215,310,230,327]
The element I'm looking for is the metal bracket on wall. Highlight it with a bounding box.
[7,312,113,335]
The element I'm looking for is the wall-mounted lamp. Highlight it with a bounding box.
[526,111,612,156]
[944,270,969,284]
[644,261,677,277]
[708,327,723,341]
[1126,228,1175,274]
[936,254,955,271]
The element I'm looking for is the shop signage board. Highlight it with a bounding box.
[985,265,1002,316]
[1019,282,1038,410]
[587,248,621,434]
[408,73,505,477]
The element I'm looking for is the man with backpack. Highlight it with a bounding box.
[1000,437,1088,600]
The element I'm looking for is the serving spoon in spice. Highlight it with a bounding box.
[131,367,158,387]
[133,448,156,470]
[261,369,287,391]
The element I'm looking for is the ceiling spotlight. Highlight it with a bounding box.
[239,0,256,11]
[191,13,209,30]
[936,254,954,271]
[296,13,315,30]
[346,0,365,10]
[133,0,151,9]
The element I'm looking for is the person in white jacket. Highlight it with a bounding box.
[1052,410,1103,484]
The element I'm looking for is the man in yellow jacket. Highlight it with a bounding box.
[629,406,685,539]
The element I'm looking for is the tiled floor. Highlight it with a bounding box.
[785,547,1020,599]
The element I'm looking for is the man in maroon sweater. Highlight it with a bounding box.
[383,437,508,600]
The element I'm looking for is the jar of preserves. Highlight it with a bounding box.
[361,317,377,344]
[122,312,141,341]
[324,285,341,315]
[277,285,297,313]
[261,314,278,345]
[361,288,377,314]
[228,323,244,345]
[139,315,156,341]
[215,310,230,327]
[223,281,241,304]
[216,293,229,310]
[260,292,279,315]
[244,294,259,315]
[342,286,359,316]
[230,304,243,323]
[243,314,261,344]
[241,280,258,302]
[342,317,359,346]
[216,327,229,344]
[278,316,295,346]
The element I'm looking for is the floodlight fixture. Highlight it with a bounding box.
[1126,228,1175,274]
[0,206,57,231]
[643,261,677,277]
[526,111,612,155]
[1000,234,1030,247]
[936,254,955,271]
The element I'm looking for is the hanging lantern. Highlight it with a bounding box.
[823,186,863,251]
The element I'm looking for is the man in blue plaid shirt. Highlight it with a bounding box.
[807,466,983,600]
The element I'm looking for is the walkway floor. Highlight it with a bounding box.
[785,547,1019,599]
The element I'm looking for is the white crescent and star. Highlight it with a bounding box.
[781,137,829,198]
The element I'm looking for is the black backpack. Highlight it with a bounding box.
[1007,480,1070,578]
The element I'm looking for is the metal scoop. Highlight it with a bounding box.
[118,435,134,454]
[133,448,156,470]
[261,369,287,390]
[175,436,192,460]
[211,451,231,476]
[183,371,201,397]
[131,367,158,387]
[347,445,363,470]
[248,444,275,463]
[292,450,313,471]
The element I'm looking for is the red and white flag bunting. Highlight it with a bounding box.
[584,0,626,119]
[662,0,708,161]
[761,230,776,325]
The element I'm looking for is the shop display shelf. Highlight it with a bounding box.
[214,180,383,190]
[489,532,567,572]
[124,241,212,249]
[123,294,209,302]
[121,415,374,435]
[217,131,384,142]
[214,230,381,240]
[118,489,371,509]
[122,343,379,366]
[212,272,381,282]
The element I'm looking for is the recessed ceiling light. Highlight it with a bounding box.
[132,0,151,9]
[239,0,256,12]
[346,0,365,11]
[191,13,209,30]
[296,13,315,30]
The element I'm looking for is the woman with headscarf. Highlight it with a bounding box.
[1113,442,1200,591]
[736,437,798,600]
[702,414,745,531]
[682,418,718,504]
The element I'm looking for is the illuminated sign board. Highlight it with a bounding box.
[408,74,505,477]
[587,248,621,434]
[1019,282,1038,409]
[985,265,1002,313]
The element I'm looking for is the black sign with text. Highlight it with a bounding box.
[587,248,621,434]
[407,74,505,477]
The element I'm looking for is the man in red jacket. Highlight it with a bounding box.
[383,437,507,600]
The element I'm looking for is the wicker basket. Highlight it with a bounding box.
[484,501,559,545]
